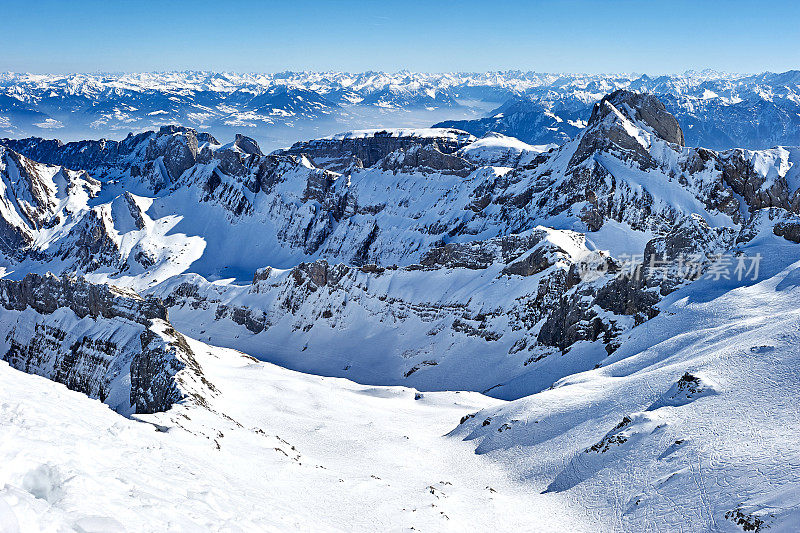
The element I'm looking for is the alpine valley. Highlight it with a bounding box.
[1,76,800,532]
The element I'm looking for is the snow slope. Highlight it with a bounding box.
[0,338,597,532]
[2,219,799,532]
[452,231,800,532]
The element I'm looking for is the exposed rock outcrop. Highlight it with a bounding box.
[419,231,579,273]
[0,273,211,414]
[569,90,684,170]
[0,273,166,322]
[279,128,476,172]
[379,144,475,177]
[234,134,262,156]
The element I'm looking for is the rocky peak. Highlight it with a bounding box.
[197,132,220,145]
[588,90,685,147]
[1,147,56,214]
[157,125,199,138]
[146,128,199,185]
[569,90,684,170]
[234,134,263,156]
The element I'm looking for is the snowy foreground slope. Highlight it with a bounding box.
[1,89,800,530]
[0,339,589,532]
[454,232,800,531]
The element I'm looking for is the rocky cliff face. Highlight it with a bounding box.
[378,143,475,177]
[0,273,213,414]
[279,128,475,172]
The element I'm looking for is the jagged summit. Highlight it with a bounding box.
[569,89,685,170]
[233,133,262,155]
[586,90,685,146]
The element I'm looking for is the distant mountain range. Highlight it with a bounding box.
[436,70,800,150]
[3,70,800,151]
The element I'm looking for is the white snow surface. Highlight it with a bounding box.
[0,339,594,532]
[458,132,554,166]
[451,235,800,532]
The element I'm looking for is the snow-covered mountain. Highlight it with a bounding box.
[2,88,800,530]
[4,70,800,152]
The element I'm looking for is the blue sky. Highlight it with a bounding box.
[2,0,798,74]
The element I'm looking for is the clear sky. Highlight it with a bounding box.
[2,0,798,74]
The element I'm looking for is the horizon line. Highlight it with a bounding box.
[3,69,796,78]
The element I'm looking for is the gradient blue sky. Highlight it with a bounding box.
[2,0,798,74]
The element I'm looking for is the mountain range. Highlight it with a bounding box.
[3,70,800,152]
[1,87,799,531]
